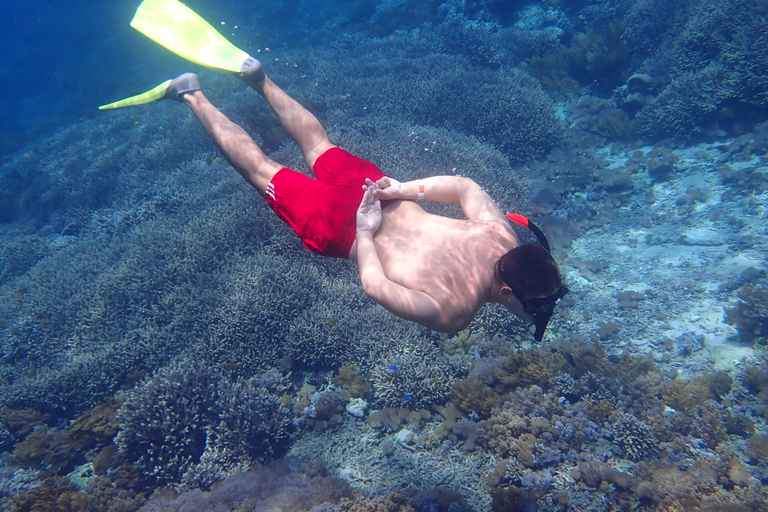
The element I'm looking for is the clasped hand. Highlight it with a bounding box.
[356,177,402,233]
[356,178,383,233]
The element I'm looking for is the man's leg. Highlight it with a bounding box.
[241,59,334,170]
[168,74,282,195]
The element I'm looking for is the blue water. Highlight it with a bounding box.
[0,1,276,156]
[1,1,767,510]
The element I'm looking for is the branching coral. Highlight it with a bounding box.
[115,363,293,490]
[610,411,657,461]
[136,458,352,512]
[434,10,566,70]
[371,343,468,409]
[411,66,563,162]
[309,32,563,164]
[285,269,425,369]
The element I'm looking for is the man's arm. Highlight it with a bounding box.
[356,230,445,328]
[372,176,507,223]
[356,181,446,330]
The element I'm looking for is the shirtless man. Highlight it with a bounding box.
[165,59,567,340]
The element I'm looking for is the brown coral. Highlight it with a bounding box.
[451,379,499,418]
[746,434,768,464]
[661,379,711,414]
[69,399,120,450]
[496,352,554,390]
[11,477,90,512]
[332,365,370,398]
[0,406,49,438]
[13,425,83,476]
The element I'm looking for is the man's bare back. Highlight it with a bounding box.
[351,200,518,332]
[353,175,533,333]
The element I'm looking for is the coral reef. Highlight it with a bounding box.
[114,363,292,490]
[332,365,370,399]
[310,33,563,164]
[8,474,147,512]
[409,66,563,162]
[434,9,566,70]
[371,343,468,409]
[726,282,768,347]
[138,458,351,512]
[470,341,762,503]
[0,400,121,480]
[631,0,768,141]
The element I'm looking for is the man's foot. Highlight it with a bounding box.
[164,73,201,101]
[240,57,266,90]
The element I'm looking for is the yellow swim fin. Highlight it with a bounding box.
[98,80,172,110]
[130,0,250,73]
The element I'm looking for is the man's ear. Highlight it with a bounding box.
[499,284,514,298]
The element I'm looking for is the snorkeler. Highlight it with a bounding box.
[168,63,566,339]
[101,0,567,340]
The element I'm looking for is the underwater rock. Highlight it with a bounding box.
[627,73,653,93]
[623,73,654,112]
[645,147,679,181]
[345,398,367,418]
[675,332,705,357]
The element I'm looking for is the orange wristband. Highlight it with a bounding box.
[417,180,425,200]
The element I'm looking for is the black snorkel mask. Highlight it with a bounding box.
[503,214,568,341]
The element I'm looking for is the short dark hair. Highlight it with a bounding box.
[496,243,561,299]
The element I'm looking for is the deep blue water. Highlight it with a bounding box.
[0,0,289,157]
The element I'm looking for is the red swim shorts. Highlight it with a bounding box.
[265,147,391,259]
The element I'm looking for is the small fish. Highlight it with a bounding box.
[226,362,238,371]
[404,395,412,401]
[326,318,338,324]
[388,365,399,371]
